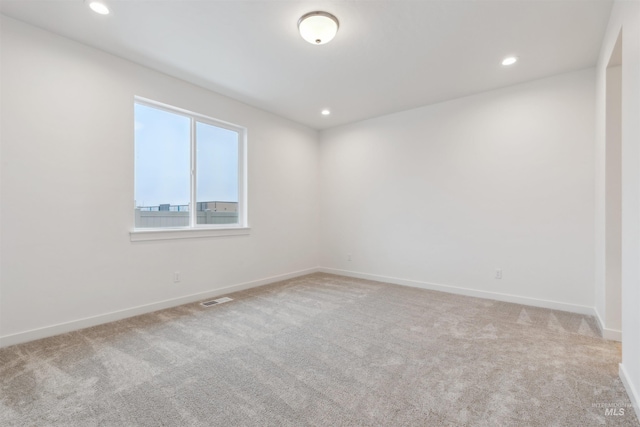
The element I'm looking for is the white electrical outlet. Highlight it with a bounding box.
[495,269,502,279]
[347,253,352,261]
[174,271,181,283]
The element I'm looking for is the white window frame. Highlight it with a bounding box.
[130,97,249,241]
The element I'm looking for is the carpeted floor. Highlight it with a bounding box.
[0,273,638,426]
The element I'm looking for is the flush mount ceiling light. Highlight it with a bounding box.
[502,56,518,66]
[87,0,110,15]
[321,109,331,116]
[298,11,339,45]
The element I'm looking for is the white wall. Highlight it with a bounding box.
[595,23,623,343]
[604,63,622,338]
[595,0,640,419]
[0,16,320,346]
[320,69,596,313]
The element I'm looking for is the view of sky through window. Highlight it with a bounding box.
[196,122,239,204]
[134,103,239,209]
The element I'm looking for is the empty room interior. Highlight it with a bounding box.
[1,0,640,425]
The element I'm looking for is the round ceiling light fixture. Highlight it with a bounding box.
[321,109,331,116]
[298,11,339,45]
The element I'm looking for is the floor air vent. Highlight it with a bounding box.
[200,297,233,307]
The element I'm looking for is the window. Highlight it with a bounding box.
[133,98,246,233]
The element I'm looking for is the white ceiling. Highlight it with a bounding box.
[1,0,613,130]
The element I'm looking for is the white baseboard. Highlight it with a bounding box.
[619,363,640,422]
[0,267,320,349]
[0,266,607,348]
[320,267,596,316]
[594,308,623,341]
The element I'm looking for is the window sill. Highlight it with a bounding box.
[130,226,251,242]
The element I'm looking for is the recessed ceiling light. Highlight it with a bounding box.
[87,0,110,15]
[321,109,331,116]
[298,11,339,45]
[502,56,518,66]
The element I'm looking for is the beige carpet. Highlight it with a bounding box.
[0,273,638,426]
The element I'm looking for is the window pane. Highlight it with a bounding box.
[134,103,190,228]
[195,121,239,225]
